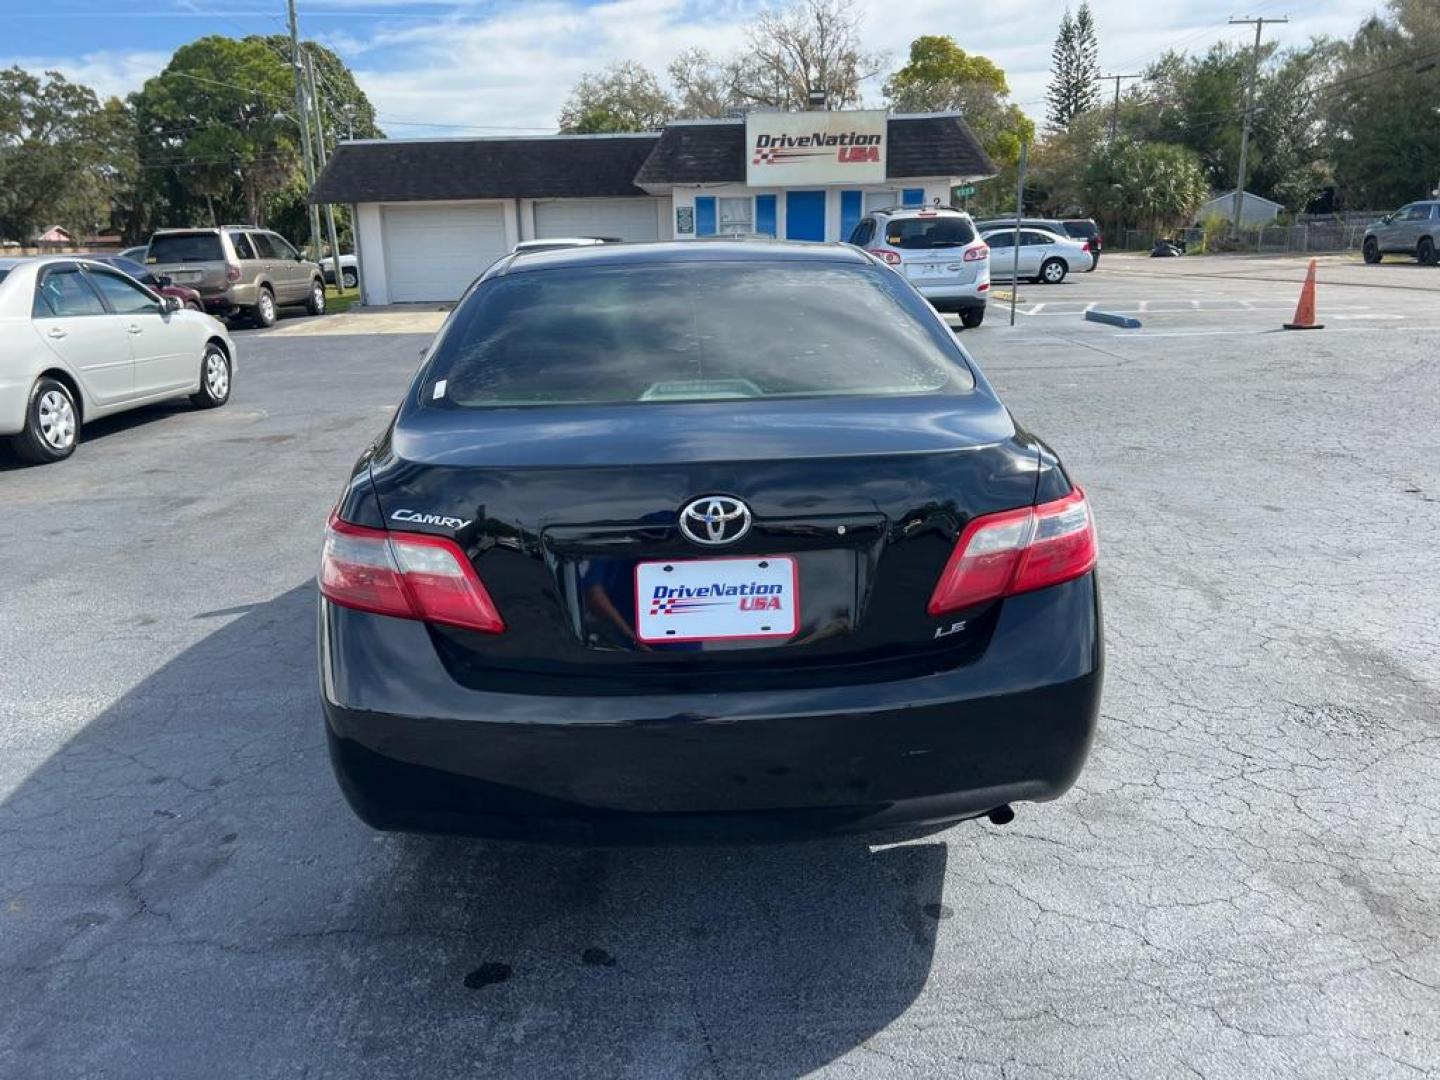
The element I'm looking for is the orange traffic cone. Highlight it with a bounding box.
[1284,258,1324,330]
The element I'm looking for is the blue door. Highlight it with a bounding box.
[785,190,826,241]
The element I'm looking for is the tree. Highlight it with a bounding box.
[127,35,378,236]
[1046,4,1101,130]
[558,61,675,132]
[668,48,745,119]
[730,0,884,110]
[1082,138,1209,235]
[132,36,302,228]
[0,67,133,243]
[1323,0,1440,208]
[883,35,1034,167]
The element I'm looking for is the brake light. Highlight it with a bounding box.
[977,282,989,291]
[319,512,504,633]
[225,263,241,282]
[926,488,1096,615]
[867,248,902,266]
[964,245,989,262]
[1081,241,1091,253]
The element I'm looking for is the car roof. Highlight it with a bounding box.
[871,205,969,217]
[491,239,873,276]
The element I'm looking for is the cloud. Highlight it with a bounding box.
[0,49,171,101]
[0,0,1390,134]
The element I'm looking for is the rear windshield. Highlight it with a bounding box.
[425,262,973,408]
[882,217,977,249]
[147,233,224,263]
[1063,220,1097,238]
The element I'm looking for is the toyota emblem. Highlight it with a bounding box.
[679,495,752,546]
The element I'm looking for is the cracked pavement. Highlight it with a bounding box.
[1,264,1437,1078]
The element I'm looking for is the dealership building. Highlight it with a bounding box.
[309,110,995,304]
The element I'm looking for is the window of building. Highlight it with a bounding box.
[865,191,900,214]
[718,197,754,235]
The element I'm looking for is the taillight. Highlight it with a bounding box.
[867,248,902,266]
[319,512,504,633]
[964,245,989,262]
[1081,241,1091,253]
[927,488,1096,615]
[225,263,241,282]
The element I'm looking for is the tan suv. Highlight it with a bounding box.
[146,227,326,328]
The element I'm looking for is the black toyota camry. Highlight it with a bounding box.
[319,240,1102,843]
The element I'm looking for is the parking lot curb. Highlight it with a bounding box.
[1084,310,1142,329]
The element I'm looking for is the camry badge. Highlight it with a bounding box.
[679,495,752,547]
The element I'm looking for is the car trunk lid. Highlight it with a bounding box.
[363,394,1044,691]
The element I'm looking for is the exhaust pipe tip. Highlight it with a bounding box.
[986,804,1015,826]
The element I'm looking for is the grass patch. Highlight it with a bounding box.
[325,286,360,314]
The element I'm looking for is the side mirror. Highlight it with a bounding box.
[162,295,181,313]
[295,252,307,262]
[1381,213,1394,224]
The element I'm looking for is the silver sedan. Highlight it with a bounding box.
[0,256,236,464]
[981,227,1095,284]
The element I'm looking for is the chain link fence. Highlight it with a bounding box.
[1116,214,1384,255]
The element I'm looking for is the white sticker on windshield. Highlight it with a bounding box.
[432,379,447,400]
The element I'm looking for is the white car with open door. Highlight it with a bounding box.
[981,227,1094,285]
[0,257,236,464]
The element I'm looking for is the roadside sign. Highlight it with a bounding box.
[955,184,976,198]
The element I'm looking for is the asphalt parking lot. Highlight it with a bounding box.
[2,253,1437,1079]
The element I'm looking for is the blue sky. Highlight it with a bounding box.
[0,0,1387,137]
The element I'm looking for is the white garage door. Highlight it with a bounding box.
[533,198,661,242]
[382,203,507,302]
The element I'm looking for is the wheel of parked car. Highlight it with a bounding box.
[1363,237,1382,264]
[253,287,277,328]
[1420,237,1436,266]
[342,269,358,289]
[306,278,326,316]
[189,342,232,410]
[960,307,985,329]
[9,376,79,464]
[1040,258,1068,285]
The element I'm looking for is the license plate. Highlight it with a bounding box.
[635,557,797,643]
[175,271,202,282]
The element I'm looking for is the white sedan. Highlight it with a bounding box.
[0,256,236,464]
[980,227,1095,285]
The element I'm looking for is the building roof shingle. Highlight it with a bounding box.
[310,114,996,205]
[309,134,660,204]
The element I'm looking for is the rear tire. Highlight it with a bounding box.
[1040,258,1068,285]
[8,377,78,464]
[959,307,985,329]
[341,269,358,289]
[305,279,326,316]
[1419,237,1436,266]
[251,288,277,328]
[1363,237,1381,264]
[189,343,231,409]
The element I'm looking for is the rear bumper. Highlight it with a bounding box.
[916,286,987,313]
[319,574,1103,844]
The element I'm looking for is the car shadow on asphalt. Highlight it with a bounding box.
[0,584,946,1078]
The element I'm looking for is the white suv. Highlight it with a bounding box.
[847,206,989,327]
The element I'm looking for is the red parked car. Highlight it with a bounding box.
[84,254,204,310]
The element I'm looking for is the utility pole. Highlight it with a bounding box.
[1229,15,1288,240]
[1098,74,1142,140]
[1010,141,1027,328]
[305,50,345,293]
[286,0,322,257]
